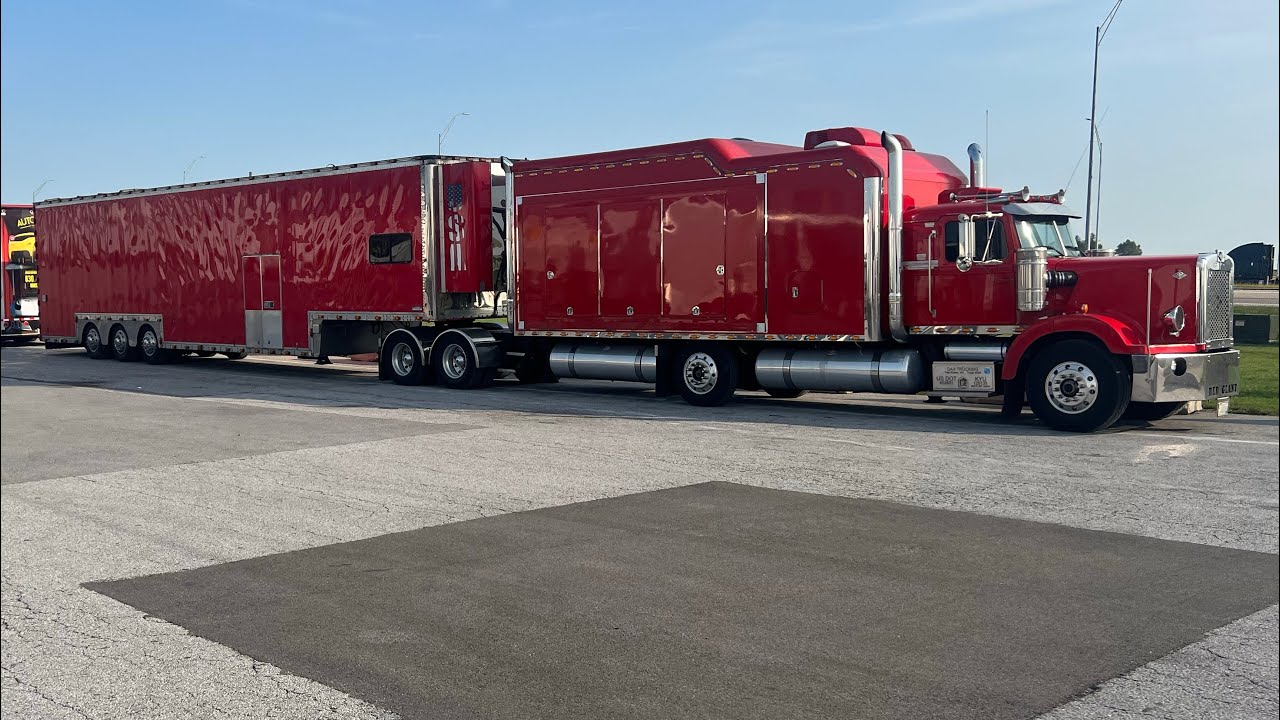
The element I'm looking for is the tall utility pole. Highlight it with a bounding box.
[438,112,470,156]
[1085,0,1123,253]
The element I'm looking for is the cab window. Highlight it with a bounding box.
[944,218,1006,262]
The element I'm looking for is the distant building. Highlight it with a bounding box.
[1229,242,1277,284]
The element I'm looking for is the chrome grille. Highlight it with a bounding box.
[1198,255,1234,347]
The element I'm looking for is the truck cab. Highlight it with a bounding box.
[896,160,1238,431]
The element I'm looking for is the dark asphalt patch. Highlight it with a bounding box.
[88,482,1279,720]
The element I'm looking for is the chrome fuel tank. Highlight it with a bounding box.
[755,348,925,394]
[549,343,657,383]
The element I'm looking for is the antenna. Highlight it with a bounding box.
[183,155,206,183]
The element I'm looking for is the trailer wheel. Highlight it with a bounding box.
[83,324,110,360]
[676,344,738,407]
[110,326,138,362]
[433,337,481,389]
[223,351,248,360]
[139,327,171,365]
[1026,339,1130,432]
[386,337,426,386]
[765,388,808,399]
[1122,401,1184,422]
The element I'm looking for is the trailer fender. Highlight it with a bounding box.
[1002,314,1144,381]
[431,327,504,369]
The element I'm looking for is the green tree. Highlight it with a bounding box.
[1115,239,1142,256]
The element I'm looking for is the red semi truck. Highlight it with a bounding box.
[34,126,1239,432]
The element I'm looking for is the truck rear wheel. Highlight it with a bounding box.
[433,337,482,389]
[676,344,738,407]
[1026,339,1130,432]
[110,326,138,362]
[386,337,426,386]
[83,324,110,360]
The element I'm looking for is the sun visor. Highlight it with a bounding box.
[1004,202,1082,218]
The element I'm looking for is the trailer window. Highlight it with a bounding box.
[944,219,1005,262]
[369,233,413,264]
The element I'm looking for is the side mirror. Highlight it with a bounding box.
[956,215,975,272]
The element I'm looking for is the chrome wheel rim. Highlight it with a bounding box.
[141,331,158,356]
[112,329,129,355]
[441,344,468,380]
[682,352,719,395]
[85,328,101,353]
[1045,361,1099,415]
[390,342,416,377]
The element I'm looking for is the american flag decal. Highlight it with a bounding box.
[446,183,465,210]
[445,183,467,272]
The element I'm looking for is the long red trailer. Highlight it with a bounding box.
[35,126,1239,432]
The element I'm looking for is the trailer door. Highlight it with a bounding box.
[243,254,283,349]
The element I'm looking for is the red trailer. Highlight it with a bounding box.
[36,126,1240,432]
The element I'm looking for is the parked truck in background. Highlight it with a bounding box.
[34,125,1239,432]
[2,204,40,342]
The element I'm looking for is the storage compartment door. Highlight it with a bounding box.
[662,194,726,319]
[243,255,263,347]
[259,254,283,348]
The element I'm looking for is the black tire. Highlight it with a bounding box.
[1026,339,1130,432]
[223,351,248,360]
[1122,401,1185,422]
[675,344,739,407]
[83,324,110,359]
[110,326,138,362]
[139,327,172,365]
[432,336,481,389]
[765,388,808,399]
[195,351,216,358]
[384,336,426,386]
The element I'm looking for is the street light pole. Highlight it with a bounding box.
[438,112,470,156]
[183,155,206,183]
[1084,0,1123,254]
[32,179,53,204]
[1084,26,1100,253]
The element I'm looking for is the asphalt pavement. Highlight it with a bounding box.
[2,344,1277,719]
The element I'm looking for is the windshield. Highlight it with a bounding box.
[1014,217,1083,257]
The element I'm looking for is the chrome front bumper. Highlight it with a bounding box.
[1131,350,1240,403]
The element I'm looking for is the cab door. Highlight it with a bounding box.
[921,214,1016,328]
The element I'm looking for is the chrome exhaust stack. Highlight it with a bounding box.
[881,131,909,343]
[967,143,985,187]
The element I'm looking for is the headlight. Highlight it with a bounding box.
[1163,305,1186,335]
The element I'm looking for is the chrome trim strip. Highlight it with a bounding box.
[514,329,865,342]
[909,325,1025,337]
[36,156,498,208]
[863,177,883,341]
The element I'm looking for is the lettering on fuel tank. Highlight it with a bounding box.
[1207,383,1238,396]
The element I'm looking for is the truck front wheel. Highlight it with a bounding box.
[675,344,738,407]
[1026,339,1130,432]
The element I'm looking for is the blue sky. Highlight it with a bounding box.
[2,0,1276,255]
